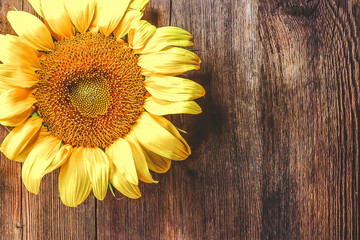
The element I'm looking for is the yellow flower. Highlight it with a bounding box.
[0,0,204,207]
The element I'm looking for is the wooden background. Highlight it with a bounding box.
[1,0,360,239]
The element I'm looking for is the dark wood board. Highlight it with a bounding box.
[0,0,359,239]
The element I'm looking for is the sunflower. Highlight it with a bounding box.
[0,0,204,207]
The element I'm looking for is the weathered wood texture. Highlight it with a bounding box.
[1,0,360,239]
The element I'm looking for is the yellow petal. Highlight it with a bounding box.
[0,116,42,161]
[128,0,149,11]
[64,0,96,33]
[128,20,156,54]
[46,144,73,173]
[97,0,131,37]
[132,112,191,160]
[88,0,105,32]
[0,109,34,127]
[14,146,33,163]
[40,19,62,41]
[138,47,200,76]
[22,132,61,194]
[144,96,202,115]
[0,84,10,95]
[41,0,75,39]
[26,0,44,17]
[144,76,205,101]
[59,147,92,207]
[105,138,138,185]
[12,127,47,163]
[125,133,157,183]
[0,34,40,69]
[113,10,143,40]
[142,27,193,54]
[88,25,100,34]
[84,148,109,200]
[0,88,36,127]
[142,148,171,173]
[110,165,141,199]
[0,64,38,88]
[7,11,54,51]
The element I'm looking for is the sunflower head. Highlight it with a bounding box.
[0,0,204,207]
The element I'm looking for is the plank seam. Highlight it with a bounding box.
[169,0,172,25]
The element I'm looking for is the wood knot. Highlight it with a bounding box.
[277,0,320,16]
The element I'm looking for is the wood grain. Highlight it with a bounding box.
[1,0,360,239]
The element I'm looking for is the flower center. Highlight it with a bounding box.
[35,33,146,148]
[68,75,111,118]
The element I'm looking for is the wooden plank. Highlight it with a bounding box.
[96,1,173,239]
[0,1,24,239]
[257,0,359,239]
[170,0,360,239]
[22,174,96,240]
[170,0,252,239]
[0,128,22,240]
[100,0,260,239]
[19,1,96,239]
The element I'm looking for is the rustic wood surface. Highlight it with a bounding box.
[1,0,360,239]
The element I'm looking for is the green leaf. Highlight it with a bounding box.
[108,182,125,200]
[176,127,188,134]
[109,182,116,197]
[5,126,11,133]
[31,112,39,117]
